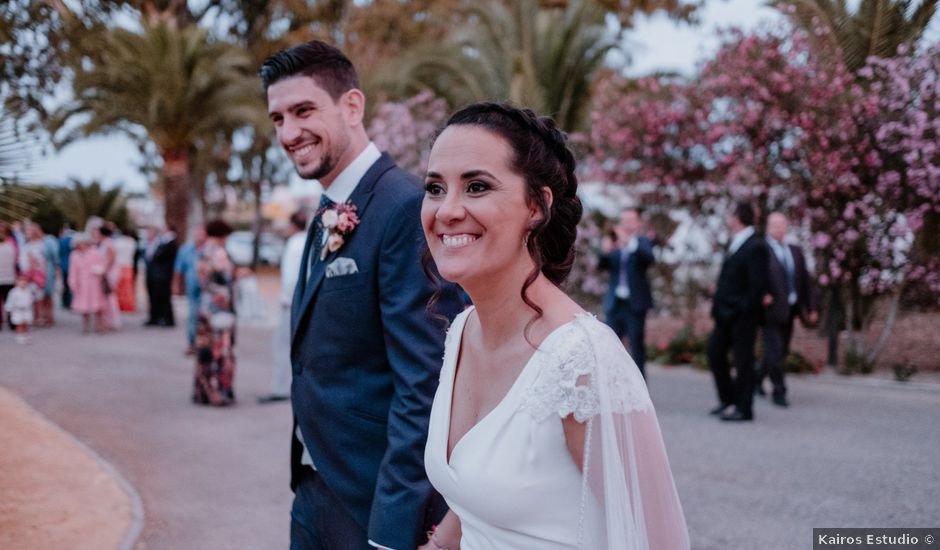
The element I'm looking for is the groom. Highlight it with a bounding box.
[262,41,461,550]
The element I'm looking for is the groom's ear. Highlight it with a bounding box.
[341,88,366,127]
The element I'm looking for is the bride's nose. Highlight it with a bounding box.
[435,190,466,223]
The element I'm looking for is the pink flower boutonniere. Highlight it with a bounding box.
[319,201,360,260]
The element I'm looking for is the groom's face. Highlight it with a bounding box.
[267,75,352,186]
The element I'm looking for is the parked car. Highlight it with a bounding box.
[226,230,285,266]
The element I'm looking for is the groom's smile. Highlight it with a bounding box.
[266,75,356,186]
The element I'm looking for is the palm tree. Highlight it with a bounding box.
[50,20,266,239]
[773,0,938,73]
[54,178,131,231]
[373,0,616,131]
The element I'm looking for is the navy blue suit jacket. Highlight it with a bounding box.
[598,235,655,314]
[289,153,461,549]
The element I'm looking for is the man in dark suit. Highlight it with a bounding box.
[708,202,769,422]
[262,41,461,550]
[144,225,178,327]
[598,207,655,377]
[758,211,818,407]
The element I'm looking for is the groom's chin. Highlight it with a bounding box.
[293,160,330,181]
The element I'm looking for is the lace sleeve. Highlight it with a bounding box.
[519,314,652,424]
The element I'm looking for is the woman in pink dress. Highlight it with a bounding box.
[92,224,122,330]
[68,235,107,333]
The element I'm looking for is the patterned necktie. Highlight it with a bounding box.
[307,194,336,279]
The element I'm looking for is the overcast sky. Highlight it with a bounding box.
[27,0,938,193]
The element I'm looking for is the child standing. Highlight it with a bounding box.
[5,275,34,343]
[68,235,108,334]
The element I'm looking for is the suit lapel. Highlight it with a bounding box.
[289,153,394,350]
[290,221,318,338]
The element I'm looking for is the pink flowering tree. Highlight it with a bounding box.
[589,24,940,368]
[858,44,940,307]
[367,90,449,177]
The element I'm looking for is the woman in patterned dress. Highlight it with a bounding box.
[192,219,237,406]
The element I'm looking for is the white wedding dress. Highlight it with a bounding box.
[425,307,690,550]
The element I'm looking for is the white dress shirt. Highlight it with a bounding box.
[306,142,382,272]
[728,226,755,256]
[767,237,798,305]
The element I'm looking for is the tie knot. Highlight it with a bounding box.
[318,195,336,211]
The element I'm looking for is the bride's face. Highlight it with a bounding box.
[422,125,538,288]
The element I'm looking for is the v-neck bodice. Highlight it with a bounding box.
[425,307,603,550]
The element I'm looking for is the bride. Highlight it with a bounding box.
[419,102,690,550]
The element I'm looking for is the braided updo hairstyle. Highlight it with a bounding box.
[430,102,583,320]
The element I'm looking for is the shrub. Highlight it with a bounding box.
[840,348,875,375]
[892,362,918,382]
[782,351,819,374]
[649,324,708,366]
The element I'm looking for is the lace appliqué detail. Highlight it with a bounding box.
[520,318,598,423]
[520,316,652,423]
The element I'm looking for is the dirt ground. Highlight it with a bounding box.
[0,387,135,550]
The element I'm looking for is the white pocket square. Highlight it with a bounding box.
[325,257,359,278]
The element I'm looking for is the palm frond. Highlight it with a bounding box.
[773,0,938,73]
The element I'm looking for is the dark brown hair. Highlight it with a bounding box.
[260,40,359,101]
[734,201,755,227]
[205,219,233,238]
[426,102,583,325]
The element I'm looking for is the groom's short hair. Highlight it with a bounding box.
[260,40,359,101]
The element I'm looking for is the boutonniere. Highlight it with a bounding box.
[319,201,361,260]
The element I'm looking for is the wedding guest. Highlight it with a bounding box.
[68,234,107,334]
[259,209,307,404]
[19,223,48,326]
[421,102,689,550]
[707,201,769,422]
[144,225,178,327]
[598,206,655,377]
[173,224,206,354]
[114,225,139,313]
[192,219,237,406]
[0,223,18,331]
[91,223,121,330]
[59,225,75,310]
[262,40,462,550]
[6,275,34,344]
[758,211,819,407]
[40,221,60,326]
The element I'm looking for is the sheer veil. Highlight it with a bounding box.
[571,318,690,550]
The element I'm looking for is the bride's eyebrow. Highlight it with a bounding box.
[424,169,501,183]
[460,169,497,181]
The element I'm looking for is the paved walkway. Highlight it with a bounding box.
[2,299,938,549]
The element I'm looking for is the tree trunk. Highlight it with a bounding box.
[866,292,901,366]
[844,287,858,355]
[251,177,262,269]
[825,289,841,368]
[162,148,190,243]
